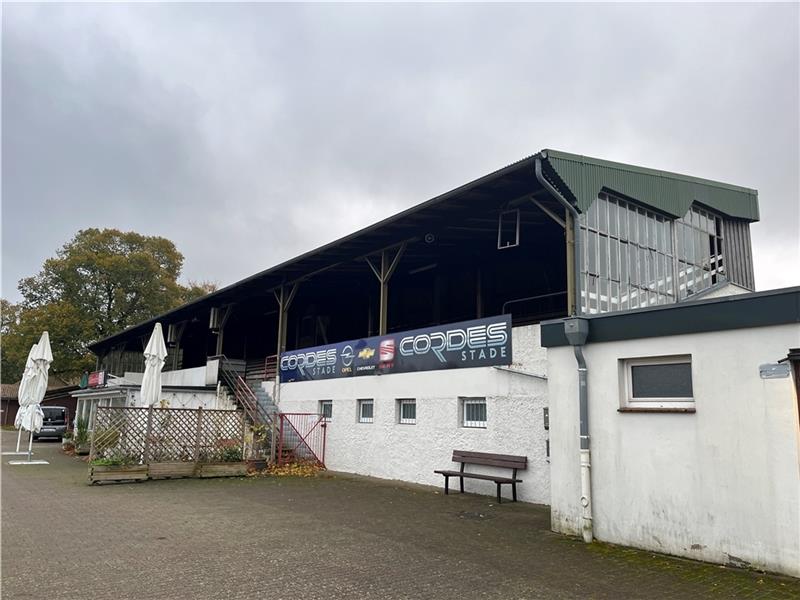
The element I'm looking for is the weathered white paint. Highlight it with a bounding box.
[279,325,551,504]
[124,366,208,388]
[548,323,800,576]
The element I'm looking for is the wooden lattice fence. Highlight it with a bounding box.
[88,406,247,483]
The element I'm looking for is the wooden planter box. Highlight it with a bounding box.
[148,461,197,480]
[198,462,248,478]
[89,464,148,484]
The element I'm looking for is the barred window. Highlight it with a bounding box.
[398,399,416,424]
[358,399,373,423]
[461,397,487,428]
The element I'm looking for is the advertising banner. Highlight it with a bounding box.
[279,314,512,382]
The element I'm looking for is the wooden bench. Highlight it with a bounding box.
[434,450,527,503]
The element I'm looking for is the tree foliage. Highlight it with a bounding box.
[2,229,216,383]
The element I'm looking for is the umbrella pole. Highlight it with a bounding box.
[15,427,23,453]
[27,430,34,462]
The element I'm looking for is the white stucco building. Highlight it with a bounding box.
[279,324,551,504]
[542,287,800,576]
[85,151,800,575]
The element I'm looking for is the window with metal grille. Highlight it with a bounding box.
[580,193,675,313]
[358,399,374,423]
[461,397,487,428]
[319,400,332,421]
[580,195,728,313]
[676,206,725,299]
[398,399,416,424]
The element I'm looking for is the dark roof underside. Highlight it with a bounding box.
[90,149,760,352]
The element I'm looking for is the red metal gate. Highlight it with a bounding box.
[277,413,326,467]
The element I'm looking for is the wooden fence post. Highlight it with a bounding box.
[240,410,246,461]
[142,406,154,464]
[193,407,204,473]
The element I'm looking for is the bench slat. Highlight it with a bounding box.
[451,450,527,470]
[434,470,520,483]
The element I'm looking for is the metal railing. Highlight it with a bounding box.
[277,413,326,467]
[216,355,273,426]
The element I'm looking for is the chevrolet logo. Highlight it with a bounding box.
[358,347,375,359]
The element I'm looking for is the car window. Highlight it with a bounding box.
[42,407,66,421]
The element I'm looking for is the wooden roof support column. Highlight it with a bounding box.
[365,242,406,336]
[214,306,234,356]
[274,283,300,359]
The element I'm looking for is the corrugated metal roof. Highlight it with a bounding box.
[542,149,759,221]
[88,149,762,352]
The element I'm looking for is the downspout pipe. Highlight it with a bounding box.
[564,316,593,542]
[536,154,593,542]
[534,153,582,317]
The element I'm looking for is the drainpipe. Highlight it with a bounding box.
[534,154,582,317]
[535,154,593,542]
[563,317,592,542]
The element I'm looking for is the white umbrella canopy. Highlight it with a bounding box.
[15,333,52,433]
[14,343,38,423]
[140,323,168,407]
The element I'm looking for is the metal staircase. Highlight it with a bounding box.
[214,355,325,467]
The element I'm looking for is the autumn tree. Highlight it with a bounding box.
[2,229,216,383]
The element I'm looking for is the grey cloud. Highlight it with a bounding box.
[2,3,798,298]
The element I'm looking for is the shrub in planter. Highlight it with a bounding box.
[74,417,90,454]
[220,445,243,462]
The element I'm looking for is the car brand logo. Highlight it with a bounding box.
[341,345,355,367]
[358,347,375,359]
[379,339,395,362]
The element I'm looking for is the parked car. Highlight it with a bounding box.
[34,406,69,441]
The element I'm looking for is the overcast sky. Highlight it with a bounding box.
[2,3,798,302]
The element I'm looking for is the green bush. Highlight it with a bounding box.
[75,417,89,447]
[220,446,243,462]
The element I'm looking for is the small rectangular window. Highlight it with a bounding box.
[461,397,487,428]
[497,209,520,249]
[623,356,694,409]
[398,399,416,424]
[319,400,332,421]
[358,399,374,423]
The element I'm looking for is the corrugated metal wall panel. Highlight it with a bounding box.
[545,150,760,221]
[724,219,755,290]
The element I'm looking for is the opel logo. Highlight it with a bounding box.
[341,345,354,367]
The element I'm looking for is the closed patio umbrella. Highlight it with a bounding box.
[140,323,167,408]
[9,332,53,464]
[3,344,38,456]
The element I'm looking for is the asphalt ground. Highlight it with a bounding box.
[2,430,798,599]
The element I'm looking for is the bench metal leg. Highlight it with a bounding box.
[444,475,449,495]
[459,476,464,494]
[512,482,517,502]
[496,482,502,504]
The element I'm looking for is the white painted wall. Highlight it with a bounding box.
[548,323,800,576]
[124,366,208,388]
[279,325,551,504]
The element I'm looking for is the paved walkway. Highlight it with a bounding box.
[2,431,797,599]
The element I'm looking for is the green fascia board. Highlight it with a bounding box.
[542,149,760,222]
